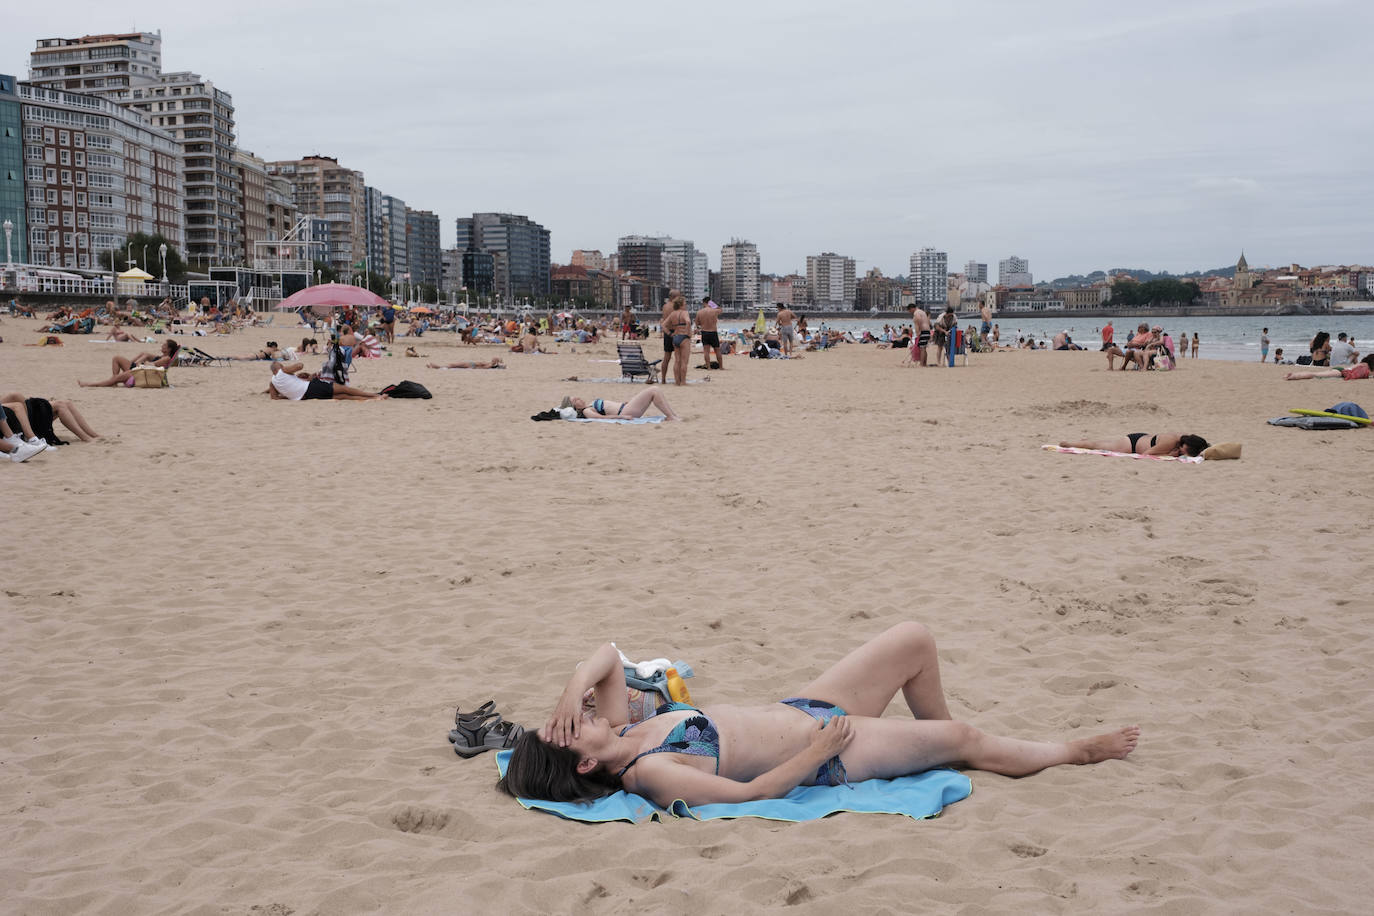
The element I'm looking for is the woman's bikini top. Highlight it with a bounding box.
[616,702,721,776]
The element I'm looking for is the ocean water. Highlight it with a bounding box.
[718,314,1374,363]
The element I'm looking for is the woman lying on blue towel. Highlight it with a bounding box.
[499,623,1139,807]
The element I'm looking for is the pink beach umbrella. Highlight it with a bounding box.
[275,283,390,311]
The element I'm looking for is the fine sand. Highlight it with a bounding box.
[3,318,1372,914]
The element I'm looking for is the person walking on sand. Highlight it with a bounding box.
[620,306,634,341]
[1260,328,1270,363]
[980,301,992,340]
[696,296,725,369]
[1101,320,1114,351]
[1191,333,1199,359]
[776,304,798,357]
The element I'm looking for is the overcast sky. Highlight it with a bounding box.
[6,0,1372,279]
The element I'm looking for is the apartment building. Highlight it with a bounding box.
[570,249,605,270]
[805,252,857,309]
[15,81,182,271]
[30,33,241,266]
[719,239,760,308]
[233,149,267,265]
[455,212,550,300]
[405,208,441,287]
[363,187,406,279]
[964,260,988,284]
[268,156,365,274]
[910,247,948,306]
[999,255,1032,287]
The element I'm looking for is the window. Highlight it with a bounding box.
[59,130,69,144]
[46,189,56,203]
[76,191,86,206]
[64,232,74,247]
[75,151,84,167]
[75,172,85,187]
[29,207,45,222]
[44,147,55,164]
[44,128,54,143]
[78,254,89,268]
[47,210,57,225]
[63,211,73,226]
[59,149,70,165]
[77,213,88,227]
[61,190,72,205]
[45,168,56,182]
[78,233,88,248]
[61,169,71,185]
[73,132,84,147]
[49,230,59,245]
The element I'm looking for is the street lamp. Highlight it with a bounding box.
[3,219,12,269]
[159,243,168,284]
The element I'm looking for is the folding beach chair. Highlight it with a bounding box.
[191,347,232,367]
[616,342,661,382]
[175,348,211,367]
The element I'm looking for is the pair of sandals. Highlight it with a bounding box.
[448,700,525,758]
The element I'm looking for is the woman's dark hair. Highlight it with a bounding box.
[496,730,622,803]
[1311,332,1330,351]
[1179,434,1209,457]
[266,341,277,348]
[1360,354,1374,371]
[165,340,180,357]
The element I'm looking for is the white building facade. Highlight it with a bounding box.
[999,255,1032,287]
[910,247,948,306]
[720,239,760,308]
[805,252,857,309]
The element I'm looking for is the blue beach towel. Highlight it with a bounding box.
[566,415,665,424]
[494,750,971,823]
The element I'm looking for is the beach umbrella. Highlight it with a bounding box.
[409,305,435,315]
[556,311,574,319]
[117,267,154,281]
[274,282,389,310]
[755,309,767,333]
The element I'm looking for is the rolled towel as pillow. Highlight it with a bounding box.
[1201,442,1242,460]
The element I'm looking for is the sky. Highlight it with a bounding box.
[5,0,1372,280]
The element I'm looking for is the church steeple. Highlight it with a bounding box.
[1237,251,1249,271]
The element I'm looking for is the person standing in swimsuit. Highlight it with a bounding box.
[776,305,798,357]
[907,304,932,366]
[664,292,692,386]
[1259,328,1270,363]
[659,296,678,384]
[696,296,724,370]
[499,622,1139,808]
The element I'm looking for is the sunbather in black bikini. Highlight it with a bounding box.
[1061,432,1209,457]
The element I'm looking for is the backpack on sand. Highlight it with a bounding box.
[380,380,432,399]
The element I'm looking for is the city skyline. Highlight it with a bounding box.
[3,0,1371,280]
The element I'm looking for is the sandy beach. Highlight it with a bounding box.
[3,317,1372,914]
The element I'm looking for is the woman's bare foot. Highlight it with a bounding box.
[1072,725,1140,764]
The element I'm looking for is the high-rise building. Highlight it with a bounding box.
[15,81,183,271]
[720,239,760,308]
[998,255,1031,287]
[910,247,948,306]
[805,252,857,309]
[405,208,441,287]
[233,149,267,265]
[28,32,164,95]
[29,32,242,266]
[662,237,704,302]
[1,75,28,267]
[455,212,550,300]
[363,187,407,279]
[692,251,708,301]
[617,235,665,283]
[268,156,365,274]
[124,70,239,265]
[964,260,988,284]
[440,246,461,294]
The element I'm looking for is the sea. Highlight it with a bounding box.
[715,314,1374,363]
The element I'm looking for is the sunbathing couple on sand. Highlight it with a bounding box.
[78,340,180,387]
[266,362,387,400]
[497,622,1138,807]
[1284,354,1374,381]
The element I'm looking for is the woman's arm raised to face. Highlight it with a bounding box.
[542,642,629,747]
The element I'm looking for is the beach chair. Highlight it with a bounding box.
[947,329,968,367]
[616,343,661,382]
[176,348,211,367]
[190,347,231,367]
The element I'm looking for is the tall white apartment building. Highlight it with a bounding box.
[720,239,760,308]
[964,260,988,284]
[999,255,1032,287]
[910,247,948,306]
[692,251,708,301]
[805,252,857,309]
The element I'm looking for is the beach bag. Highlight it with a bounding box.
[131,366,168,388]
[380,380,431,399]
[1295,355,1312,366]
